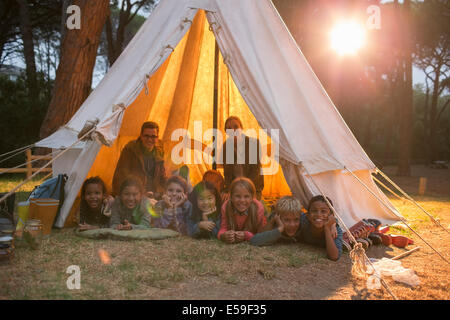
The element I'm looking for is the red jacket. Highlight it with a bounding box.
[217,199,267,241]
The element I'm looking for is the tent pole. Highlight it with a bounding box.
[212,40,219,170]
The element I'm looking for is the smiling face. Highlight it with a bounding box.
[231,184,253,213]
[280,212,301,237]
[84,183,104,210]
[120,185,142,209]
[307,201,331,229]
[140,128,158,150]
[166,182,185,203]
[197,189,216,213]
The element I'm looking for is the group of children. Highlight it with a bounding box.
[78,170,343,261]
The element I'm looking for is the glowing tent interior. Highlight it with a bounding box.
[35,0,401,228]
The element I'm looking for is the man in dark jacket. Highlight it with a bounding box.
[112,122,166,198]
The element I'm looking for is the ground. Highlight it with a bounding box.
[0,165,449,300]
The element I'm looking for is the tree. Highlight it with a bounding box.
[396,0,414,176]
[39,0,110,139]
[17,0,38,100]
[414,0,450,162]
[105,0,156,66]
[0,1,20,66]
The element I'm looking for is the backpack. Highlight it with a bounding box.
[28,174,68,226]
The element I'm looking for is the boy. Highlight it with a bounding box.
[250,196,303,246]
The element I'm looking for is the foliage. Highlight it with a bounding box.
[0,74,51,167]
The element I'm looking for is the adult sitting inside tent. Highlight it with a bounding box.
[219,116,264,200]
[112,121,167,199]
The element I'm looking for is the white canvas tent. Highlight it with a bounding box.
[36,0,400,228]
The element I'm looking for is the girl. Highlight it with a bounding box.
[300,195,343,261]
[217,177,266,244]
[187,181,222,239]
[78,177,114,231]
[110,176,152,230]
[153,175,192,235]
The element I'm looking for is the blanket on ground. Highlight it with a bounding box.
[75,228,179,240]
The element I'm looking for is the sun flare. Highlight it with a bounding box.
[330,21,366,55]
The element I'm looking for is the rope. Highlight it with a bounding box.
[302,166,398,300]
[0,145,33,166]
[344,167,450,265]
[0,127,96,204]
[0,150,58,176]
[377,169,450,235]
[0,144,34,159]
[37,171,54,185]
[372,175,406,202]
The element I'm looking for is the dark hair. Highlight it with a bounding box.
[188,181,222,221]
[202,170,225,194]
[119,175,144,195]
[140,121,159,134]
[224,116,243,130]
[80,176,107,211]
[307,195,334,212]
[166,175,189,194]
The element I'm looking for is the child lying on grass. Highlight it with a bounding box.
[187,181,222,239]
[78,176,114,231]
[251,195,342,261]
[152,175,192,235]
[110,176,151,230]
[218,177,266,244]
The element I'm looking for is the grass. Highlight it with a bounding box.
[0,228,334,299]
[1,172,449,300]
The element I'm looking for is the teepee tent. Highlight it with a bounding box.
[36,0,400,228]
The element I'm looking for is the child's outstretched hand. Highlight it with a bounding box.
[199,221,216,232]
[78,223,98,231]
[116,219,132,230]
[274,214,285,234]
[325,215,337,239]
[221,230,235,244]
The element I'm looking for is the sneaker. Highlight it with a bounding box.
[368,233,382,245]
[390,235,411,248]
[342,240,352,252]
[356,238,369,250]
[374,232,392,246]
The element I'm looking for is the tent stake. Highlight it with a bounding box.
[392,246,421,261]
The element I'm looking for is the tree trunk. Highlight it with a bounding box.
[396,0,413,176]
[429,67,441,162]
[60,0,70,55]
[106,2,132,66]
[39,0,110,139]
[17,0,38,100]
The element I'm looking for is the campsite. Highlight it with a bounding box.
[0,0,449,301]
[0,164,449,300]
